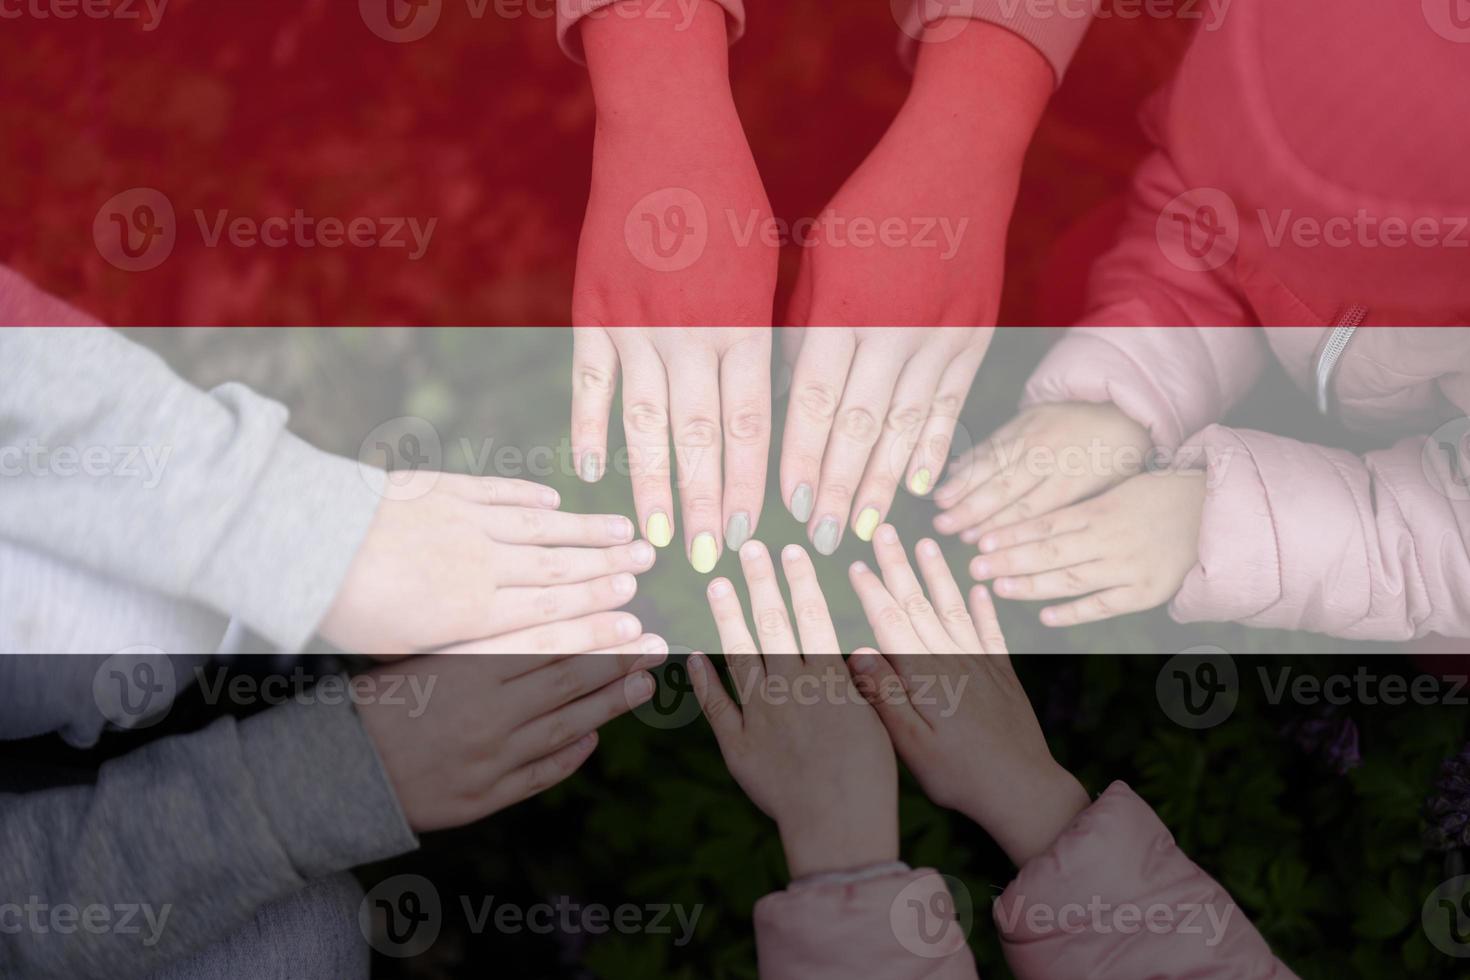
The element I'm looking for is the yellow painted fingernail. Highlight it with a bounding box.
[690,532,719,574]
[910,468,933,496]
[854,508,881,542]
[646,512,673,549]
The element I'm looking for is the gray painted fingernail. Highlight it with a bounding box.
[725,512,752,552]
[580,452,602,482]
[790,483,814,523]
[813,517,841,556]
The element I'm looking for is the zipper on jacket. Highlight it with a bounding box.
[1316,306,1367,414]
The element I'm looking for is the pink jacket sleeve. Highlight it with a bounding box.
[897,0,1091,84]
[556,0,745,64]
[1021,150,1268,451]
[998,782,1299,979]
[754,867,979,980]
[1170,411,1470,641]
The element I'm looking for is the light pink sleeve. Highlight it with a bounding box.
[998,782,1299,980]
[755,868,980,980]
[1169,413,1470,641]
[556,0,745,64]
[896,0,1091,84]
[1020,149,1268,449]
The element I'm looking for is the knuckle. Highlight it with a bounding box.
[516,510,545,536]
[902,595,935,619]
[724,403,769,445]
[820,482,854,503]
[551,660,580,696]
[1062,567,1089,592]
[677,414,720,449]
[794,601,828,625]
[755,608,789,636]
[1090,593,1113,616]
[885,402,927,434]
[533,626,560,655]
[839,406,880,441]
[876,604,910,630]
[624,400,669,435]
[941,602,971,625]
[535,591,560,620]
[538,550,569,582]
[796,382,840,422]
[931,393,962,417]
[578,365,615,394]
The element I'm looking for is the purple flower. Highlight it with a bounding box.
[1284,711,1361,775]
[1425,743,1470,854]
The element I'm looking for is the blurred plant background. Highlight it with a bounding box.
[119,326,1470,979]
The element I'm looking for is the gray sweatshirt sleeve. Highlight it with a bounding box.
[0,696,418,980]
[0,319,387,653]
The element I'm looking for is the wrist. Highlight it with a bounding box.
[583,0,734,119]
[779,819,900,881]
[905,19,1051,168]
[960,762,1090,869]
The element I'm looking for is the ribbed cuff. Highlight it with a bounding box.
[557,0,746,65]
[897,0,1091,84]
[238,695,419,879]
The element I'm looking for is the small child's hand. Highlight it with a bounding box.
[845,525,1089,866]
[971,469,1206,627]
[933,402,1153,543]
[689,541,899,879]
[359,644,666,832]
[321,475,656,657]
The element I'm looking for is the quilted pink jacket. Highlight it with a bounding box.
[1018,0,1470,641]
[754,783,1297,980]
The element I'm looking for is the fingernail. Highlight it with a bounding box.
[617,614,641,640]
[972,559,991,579]
[1041,608,1059,626]
[813,517,841,556]
[790,483,814,523]
[631,540,655,566]
[541,487,561,507]
[875,522,899,545]
[610,516,634,541]
[918,538,941,558]
[960,528,981,545]
[781,543,805,564]
[576,732,597,751]
[850,653,877,673]
[614,574,637,598]
[934,514,956,534]
[634,637,668,670]
[580,452,602,483]
[646,512,673,549]
[627,672,655,704]
[642,634,668,655]
[850,560,870,576]
[996,577,1016,595]
[725,512,752,552]
[909,468,933,496]
[854,508,880,543]
[687,651,706,676]
[708,578,732,599]
[980,535,999,553]
[739,539,764,562]
[691,532,719,575]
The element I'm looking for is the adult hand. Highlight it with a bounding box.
[359,645,666,832]
[971,468,1207,628]
[572,327,771,573]
[689,541,899,878]
[933,402,1154,543]
[320,475,655,657]
[779,327,992,555]
[845,524,1089,866]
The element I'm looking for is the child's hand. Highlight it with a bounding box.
[359,643,666,831]
[780,327,992,555]
[689,541,899,879]
[320,475,655,657]
[971,469,1206,628]
[933,402,1154,543]
[846,525,1090,866]
[572,327,771,574]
